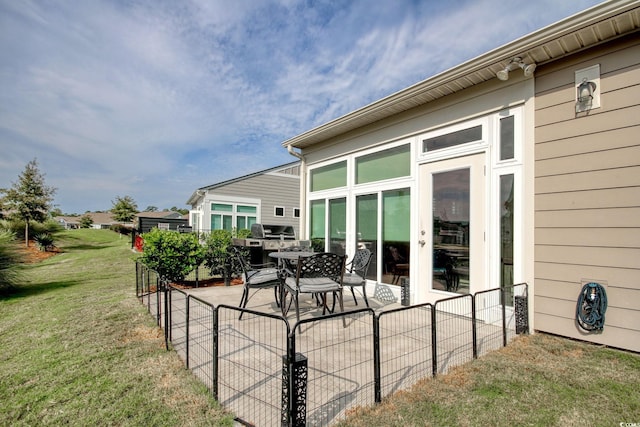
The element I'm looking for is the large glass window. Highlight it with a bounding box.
[310,161,347,192]
[423,125,482,152]
[356,144,410,184]
[329,198,346,255]
[309,199,326,251]
[356,194,378,280]
[382,189,411,285]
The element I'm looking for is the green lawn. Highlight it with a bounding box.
[339,332,640,426]
[2,229,638,426]
[0,229,233,426]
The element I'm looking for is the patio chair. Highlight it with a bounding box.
[281,252,346,324]
[387,246,409,284]
[433,249,459,292]
[342,248,373,307]
[233,246,281,320]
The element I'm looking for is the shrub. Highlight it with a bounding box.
[203,228,250,286]
[140,228,205,284]
[0,231,19,293]
[79,214,93,228]
[0,219,61,242]
[110,224,132,236]
[33,233,55,252]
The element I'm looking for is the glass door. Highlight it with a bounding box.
[419,153,485,296]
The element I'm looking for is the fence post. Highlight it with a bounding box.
[146,269,151,312]
[156,277,161,326]
[471,295,478,359]
[515,285,529,334]
[431,307,438,377]
[400,277,410,306]
[282,333,307,427]
[168,287,173,342]
[163,280,169,351]
[501,286,507,347]
[373,314,381,403]
[212,306,219,401]
[185,296,190,369]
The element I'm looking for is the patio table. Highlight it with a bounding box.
[268,250,318,281]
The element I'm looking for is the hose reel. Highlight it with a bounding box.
[575,282,608,332]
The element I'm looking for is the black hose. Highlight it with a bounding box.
[576,282,607,332]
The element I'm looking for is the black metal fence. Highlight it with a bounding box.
[135,261,529,426]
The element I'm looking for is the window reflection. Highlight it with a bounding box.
[356,194,378,280]
[432,169,470,294]
[382,189,410,285]
[329,198,346,255]
[501,174,514,304]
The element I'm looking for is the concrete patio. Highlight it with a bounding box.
[183,280,404,322]
[143,278,522,426]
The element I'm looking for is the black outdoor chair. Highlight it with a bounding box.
[433,249,459,292]
[342,248,373,307]
[281,252,346,324]
[232,246,281,320]
[387,246,409,285]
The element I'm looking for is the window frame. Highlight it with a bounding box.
[418,116,488,163]
[208,196,260,232]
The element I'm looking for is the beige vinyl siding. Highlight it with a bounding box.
[533,33,640,352]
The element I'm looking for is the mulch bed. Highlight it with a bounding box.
[14,241,60,263]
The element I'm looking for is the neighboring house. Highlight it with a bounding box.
[57,212,129,230]
[186,162,302,237]
[134,211,188,233]
[56,216,80,229]
[282,1,639,352]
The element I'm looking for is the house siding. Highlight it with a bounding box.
[533,33,640,352]
[204,172,301,237]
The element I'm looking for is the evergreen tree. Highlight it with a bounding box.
[79,214,94,228]
[111,195,138,222]
[0,159,56,247]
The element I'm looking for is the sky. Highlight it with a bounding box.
[0,0,605,214]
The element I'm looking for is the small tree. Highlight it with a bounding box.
[111,196,138,223]
[79,214,93,228]
[140,228,205,284]
[0,159,56,247]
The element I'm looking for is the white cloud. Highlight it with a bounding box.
[0,0,604,213]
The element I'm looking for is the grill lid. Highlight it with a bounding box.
[251,224,296,240]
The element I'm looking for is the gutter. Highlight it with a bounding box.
[287,145,308,240]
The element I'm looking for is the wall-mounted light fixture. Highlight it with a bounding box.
[496,57,537,81]
[575,64,600,113]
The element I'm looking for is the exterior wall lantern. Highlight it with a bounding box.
[575,64,600,113]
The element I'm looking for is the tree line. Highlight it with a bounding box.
[0,159,188,244]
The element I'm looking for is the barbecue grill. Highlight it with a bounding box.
[233,224,311,264]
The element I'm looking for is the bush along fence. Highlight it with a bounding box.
[135,261,529,427]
